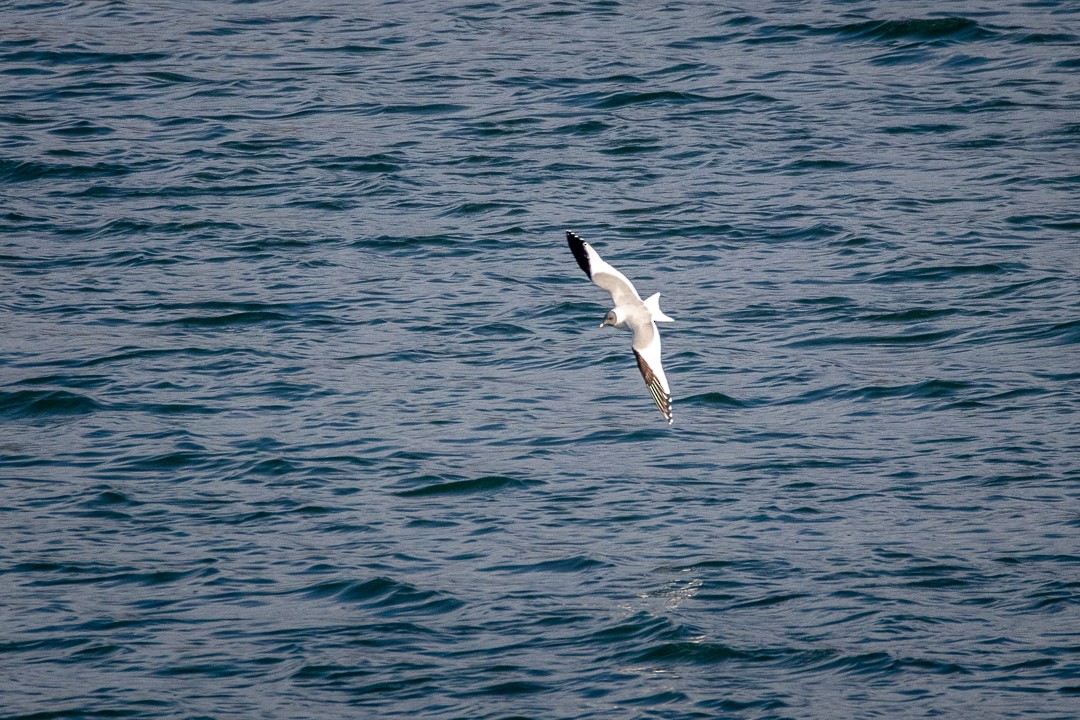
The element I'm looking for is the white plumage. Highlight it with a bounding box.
[566,231,674,424]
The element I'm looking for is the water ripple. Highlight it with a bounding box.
[1,0,1077,718]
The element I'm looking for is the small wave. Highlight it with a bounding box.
[1024,580,1080,611]
[62,346,247,370]
[786,329,958,348]
[469,322,534,338]
[142,70,202,84]
[760,222,847,242]
[869,262,1021,283]
[440,200,521,217]
[741,27,806,46]
[835,17,993,42]
[303,44,389,54]
[1,49,169,65]
[967,318,1080,347]
[0,389,102,418]
[310,154,402,173]
[483,555,610,574]
[299,576,463,615]
[1007,214,1080,231]
[396,475,541,497]
[668,33,741,49]
[350,233,467,253]
[822,650,971,676]
[378,102,467,116]
[684,391,749,408]
[780,379,973,405]
[881,123,963,135]
[781,158,860,172]
[24,565,213,589]
[655,559,737,573]
[858,307,958,322]
[82,488,141,509]
[14,372,110,389]
[0,157,131,182]
[49,120,114,137]
[853,379,973,401]
[1027,32,1080,45]
[142,402,218,415]
[599,142,664,156]
[108,451,214,474]
[634,641,755,664]
[465,117,542,137]
[292,663,378,682]
[590,612,690,648]
[0,636,93,656]
[102,218,245,238]
[553,119,610,136]
[152,310,291,327]
[727,592,810,610]
[591,90,713,109]
[463,680,551,697]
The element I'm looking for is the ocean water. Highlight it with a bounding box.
[1,1,1078,718]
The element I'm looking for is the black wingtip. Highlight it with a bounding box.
[566,231,592,279]
[633,349,674,424]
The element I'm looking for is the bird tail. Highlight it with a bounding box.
[644,293,674,322]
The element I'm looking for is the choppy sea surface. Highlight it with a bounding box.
[2,1,1079,718]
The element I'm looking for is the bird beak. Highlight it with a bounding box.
[599,320,607,328]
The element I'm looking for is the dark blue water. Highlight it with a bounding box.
[2,1,1079,718]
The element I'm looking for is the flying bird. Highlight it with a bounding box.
[566,231,674,424]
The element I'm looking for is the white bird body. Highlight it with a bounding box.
[566,231,674,424]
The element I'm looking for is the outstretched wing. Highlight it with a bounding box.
[631,321,673,424]
[566,231,642,307]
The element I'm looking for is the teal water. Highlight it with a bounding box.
[1,2,1078,718]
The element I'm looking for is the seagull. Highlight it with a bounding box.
[566,231,674,424]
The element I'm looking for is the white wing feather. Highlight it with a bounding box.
[567,231,674,424]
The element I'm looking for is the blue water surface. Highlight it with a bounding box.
[1,1,1078,718]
